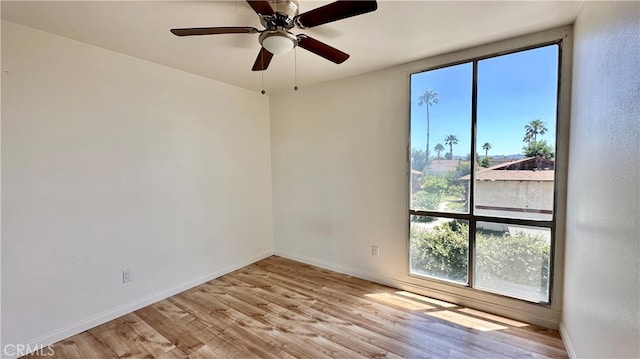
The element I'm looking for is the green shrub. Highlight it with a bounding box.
[410,221,468,282]
[476,230,550,291]
[445,162,470,199]
[412,174,451,211]
[412,191,440,210]
[410,224,549,290]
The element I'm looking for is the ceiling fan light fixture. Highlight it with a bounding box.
[259,30,297,55]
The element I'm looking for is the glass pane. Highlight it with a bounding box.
[410,216,469,284]
[475,45,558,221]
[410,63,472,213]
[475,222,551,302]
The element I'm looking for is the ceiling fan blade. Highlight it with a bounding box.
[246,0,274,15]
[295,0,377,28]
[171,27,259,36]
[297,35,349,64]
[252,47,274,71]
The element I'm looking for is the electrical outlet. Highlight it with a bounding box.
[122,268,132,283]
[371,245,380,257]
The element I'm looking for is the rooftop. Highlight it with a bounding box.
[462,157,555,182]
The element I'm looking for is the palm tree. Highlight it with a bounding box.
[482,142,492,158]
[444,134,459,159]
[523,119,548,144]
[418,89,439,160]
[434,143,445,160]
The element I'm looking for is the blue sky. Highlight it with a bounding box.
[410,44,559,158]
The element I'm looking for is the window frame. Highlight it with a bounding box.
[407,33,570,308]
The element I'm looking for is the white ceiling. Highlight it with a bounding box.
[1,1,583,94]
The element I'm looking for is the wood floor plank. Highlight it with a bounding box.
[214,280,370,358]
[29,332,117,359]
[188,343,247,359]
[23,256,567,359]
[88,312,182,359]
[134,305,205,355]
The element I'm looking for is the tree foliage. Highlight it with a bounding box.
[523,140,554,158]
[444,134,459,158]
[482,142,492,158]
[422,175,448,196]
[523,119,548,144]
[445,162,470,200]
[411,148,427,172]
[418,89,439,160]
[412,191,441,211]
[434,143,445,160]
[412,175,449,210]
[447,162,470,185]
[418,89,439,109]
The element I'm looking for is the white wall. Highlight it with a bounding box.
[562,2,640,358]
[271,66,409,279]
[1,21,273,352]
[271,27,572,329]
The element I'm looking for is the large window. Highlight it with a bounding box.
[409,44,560,303]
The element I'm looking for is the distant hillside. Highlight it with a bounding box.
[490,154,526,160]
[452,154,525,160]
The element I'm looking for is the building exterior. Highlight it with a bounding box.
[462,157,555,225]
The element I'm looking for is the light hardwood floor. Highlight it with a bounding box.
[28,256,567,358]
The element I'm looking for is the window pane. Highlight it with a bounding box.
[475,45,558,221]
[410,216,469,284]
[410,63,472,213]
[475,222,551,302]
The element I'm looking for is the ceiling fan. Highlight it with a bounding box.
[170,0,378,71]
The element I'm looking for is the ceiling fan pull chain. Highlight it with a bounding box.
[294,47,299,91]
[261,56,266,95]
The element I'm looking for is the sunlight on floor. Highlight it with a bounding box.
[395,291,458,308]
[457,308,529,327]
[364,290,530,332]
[426,310,509,331]
[365,292,435,310]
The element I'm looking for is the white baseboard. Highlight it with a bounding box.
[6,251,274,359]
[559,321,577,359]
[274,250,560,330]
[273,250,401,287]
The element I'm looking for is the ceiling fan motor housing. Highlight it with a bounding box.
[256,0,300,54]
[260,0,299,29]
